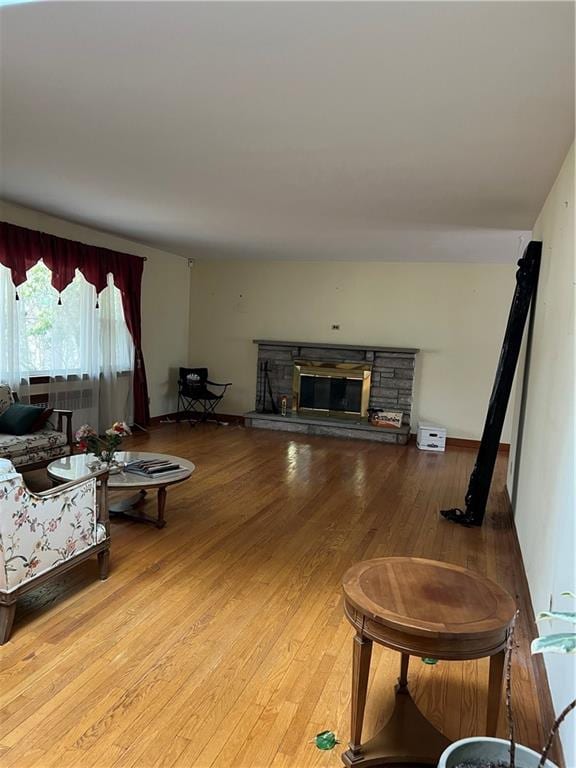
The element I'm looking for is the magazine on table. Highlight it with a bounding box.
[124,459,185,478]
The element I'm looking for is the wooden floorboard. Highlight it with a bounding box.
[0,423,553,767]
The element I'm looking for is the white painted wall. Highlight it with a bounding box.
[0,201,190,418]
[189,259,517,440]
[0,201,524,444]
[508,145,575,763]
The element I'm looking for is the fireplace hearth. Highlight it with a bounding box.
[246,340,419,444]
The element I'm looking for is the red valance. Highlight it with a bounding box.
[0,221,150,425]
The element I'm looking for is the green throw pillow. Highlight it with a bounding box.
[0,403,46,436]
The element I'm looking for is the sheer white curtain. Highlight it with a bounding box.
[0,261,134,432]
[0,260,23,391]
[98,274,134,428]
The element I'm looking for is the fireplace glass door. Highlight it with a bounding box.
[299,374,363,415]
[293,360,372,419]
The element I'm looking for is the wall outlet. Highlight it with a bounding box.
[331,324,340,330]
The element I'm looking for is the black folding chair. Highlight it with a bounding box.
[177,367,231,425]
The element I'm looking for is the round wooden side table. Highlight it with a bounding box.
[341,557,516,767]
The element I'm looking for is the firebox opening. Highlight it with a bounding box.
[293,360,372,419]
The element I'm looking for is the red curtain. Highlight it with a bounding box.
[0,221,150,425]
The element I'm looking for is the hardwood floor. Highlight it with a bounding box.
[0,423,552,767]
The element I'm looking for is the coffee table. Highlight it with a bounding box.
[48,451,195,529]
[341,557,516,767]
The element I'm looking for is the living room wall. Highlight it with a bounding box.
[188,259,517,440]
[0,200,190,419]
[507,145,575,764]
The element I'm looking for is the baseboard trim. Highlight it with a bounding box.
[148,412,178,425]
[503,492,565,767]
[408,434,510,452]
[149,415,510,451]
[446,436,510,453]
[149,412,246,426]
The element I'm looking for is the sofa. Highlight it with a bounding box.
[0,458,110,643]
[0,384,73,472]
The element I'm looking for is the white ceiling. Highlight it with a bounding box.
[0,1,573,262]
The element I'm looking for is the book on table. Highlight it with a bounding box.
[125,459,185,478]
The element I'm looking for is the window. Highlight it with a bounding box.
[0,260,135,429]
[11,261,133,376]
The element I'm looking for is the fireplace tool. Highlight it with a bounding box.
[258,360,279,414]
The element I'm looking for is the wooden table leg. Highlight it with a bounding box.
[487,649,505,736]
[97,549,110,580]
[348,632,373,759]
[397,652,410,693]
[342,644,448,768]
[157,487,167,529]
[0,602,16,645]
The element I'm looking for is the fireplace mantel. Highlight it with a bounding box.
[246,340,419,445]
[253,340,419,355]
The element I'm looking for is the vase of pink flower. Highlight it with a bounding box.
[75,422,131,470]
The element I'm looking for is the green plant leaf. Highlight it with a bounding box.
[531,634,576,655]
[561,591,576,599]
[536,610,576,624]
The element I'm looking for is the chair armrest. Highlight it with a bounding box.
[38,469,110,527]
[53,409,73,445]
[0,469,110,591]
[206,381,232,388]
[37,468,109,499]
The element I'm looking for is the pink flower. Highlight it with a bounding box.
[65,538,77,555]
[14,509,28,528]
[105,421,131,437]
[75,424,97,442]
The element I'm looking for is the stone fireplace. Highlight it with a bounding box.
[245,340,419,444]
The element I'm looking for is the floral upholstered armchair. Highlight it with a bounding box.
[0,458,110,644]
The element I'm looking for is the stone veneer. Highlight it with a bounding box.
[247,340,418,444]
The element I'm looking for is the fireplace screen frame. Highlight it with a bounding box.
[292,360,372,419]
